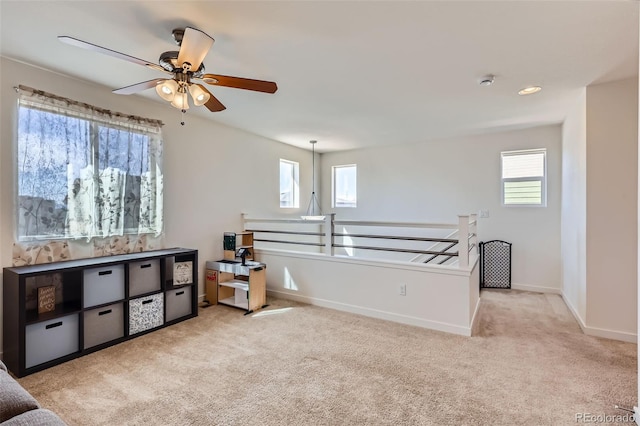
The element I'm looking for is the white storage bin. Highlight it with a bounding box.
[235,288,248,305]
[83,302,124,349]
[83,264,125,308]
[129,259,161,297]
[129,293,164,335]
[25,314,79,368]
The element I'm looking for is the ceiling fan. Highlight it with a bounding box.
[58,27,277,115]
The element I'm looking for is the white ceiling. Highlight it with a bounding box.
[1,1,638,152]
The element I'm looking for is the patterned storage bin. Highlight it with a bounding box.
[129,293,164,335]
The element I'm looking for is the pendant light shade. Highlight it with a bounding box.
[155,79,179,102]
[170,88,189,110]
[189,84,211,106]
[301,140,325,220]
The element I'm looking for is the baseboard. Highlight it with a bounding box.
[267,289,473,337]
[582,324,637,343]
[561,292,637,343]
[469,297,482,336]
[511,282,561,294]
[561,292,584,328]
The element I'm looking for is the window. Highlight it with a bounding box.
[279,159,299,208]
[501,149,546,206]
[16,86,163,241]
[332,164,357,208]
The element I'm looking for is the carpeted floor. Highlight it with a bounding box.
[17,290,637,425]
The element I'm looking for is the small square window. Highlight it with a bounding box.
[501,149,546,206]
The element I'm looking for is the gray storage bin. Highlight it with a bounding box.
[25,314,79,368]
[129,293,164,335]
[83,302,124,349]
[166,286,192,322]
[129,259,161,297]
[83,264,125,308]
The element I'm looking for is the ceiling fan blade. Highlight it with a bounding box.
[113,79,167,95]
[197,85,226,112]
[58,36,167,73]
[202,74,278,93]
[176,27,214,72]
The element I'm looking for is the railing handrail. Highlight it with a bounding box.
[244,217,458,229]
[242,213,478,269]
[334,220,457,229]
[254,238,324,248]
[332,244,458,256]
[244,217,325,224]
[332,233,459,244]
[247,229,324,237]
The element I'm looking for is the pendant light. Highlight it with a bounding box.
[301,140,325,220]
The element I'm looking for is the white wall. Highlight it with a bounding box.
[561,89,588,322]
[258,249,480,336]
[0,58,313,354]
[319,125,562,292]
[561,77,638,343]
[586,77,638,338]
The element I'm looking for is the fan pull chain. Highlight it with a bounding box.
[180,109,186,126]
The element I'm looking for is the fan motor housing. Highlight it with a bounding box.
[159,51,205,77]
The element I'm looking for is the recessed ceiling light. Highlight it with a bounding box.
[518,86,542,96]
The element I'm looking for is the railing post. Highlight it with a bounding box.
[325,213,335,256]
[241,212,247,231]
[469,213,477,255]
[458,215,469,268]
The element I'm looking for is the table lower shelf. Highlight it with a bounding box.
[218,296,249,310]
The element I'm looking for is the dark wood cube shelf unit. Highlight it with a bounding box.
[3,248,198,377]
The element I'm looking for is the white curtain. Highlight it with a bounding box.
[17,85,164,241]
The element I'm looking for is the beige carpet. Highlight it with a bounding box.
[17,290,637,425]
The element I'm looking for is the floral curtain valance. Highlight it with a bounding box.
[17,85,164,130]
[16,85,164,242]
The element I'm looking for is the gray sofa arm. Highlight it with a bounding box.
[0,361,67,425]
[2,409,67,425]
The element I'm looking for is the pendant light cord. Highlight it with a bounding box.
[312,141,316,196]
[302,140,324,219]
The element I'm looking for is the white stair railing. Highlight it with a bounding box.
[243,213,478,269]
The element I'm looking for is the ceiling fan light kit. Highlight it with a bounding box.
[58,26,278,122]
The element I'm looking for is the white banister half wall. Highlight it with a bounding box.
[244,214,481,336]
